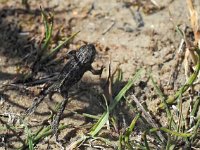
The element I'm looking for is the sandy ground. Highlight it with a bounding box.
[0,0,199,149]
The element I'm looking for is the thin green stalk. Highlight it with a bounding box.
[125,113,141,143]
[190,96,200,118]
[41,31,80,63]
[149,127,192,138]
[143,131,150,150]
[40,11,53,57]
[150,74,177,130]
[18,124,69,150]
[118,134,123,150]
[166,116,174,150]
[190,116,200,141]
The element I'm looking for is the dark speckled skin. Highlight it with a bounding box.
[52,44,97,93]
[25,44,103,139]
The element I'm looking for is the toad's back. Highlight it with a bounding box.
[48,44,97,93]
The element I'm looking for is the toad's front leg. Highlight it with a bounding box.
[89,65,104,76]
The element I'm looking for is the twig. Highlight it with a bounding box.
[150,0,160,8]
[131,95,166,142]
[102,20,115,35]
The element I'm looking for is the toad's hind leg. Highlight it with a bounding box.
[25,93,47,115]
[52,91,68,141]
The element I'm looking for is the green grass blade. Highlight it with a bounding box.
[41,31,80,63]
[19,124,69,150]
[143,131,150,150]
[150,74,176,130]
[159,53,200,109]
[40,10,53,54]
[118,134,123,150]
[89,111,109,137]
[31,10,54,72]
[89,69,144,137]
[21,120,34,150]
[125,113,141,143]
[149,127,192,138]
[90,94,109,136]
[190,116,200,140]
[190,96,200,118]
[110,68,144,111]
[114,69,123,84]
[28,138,34,150]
